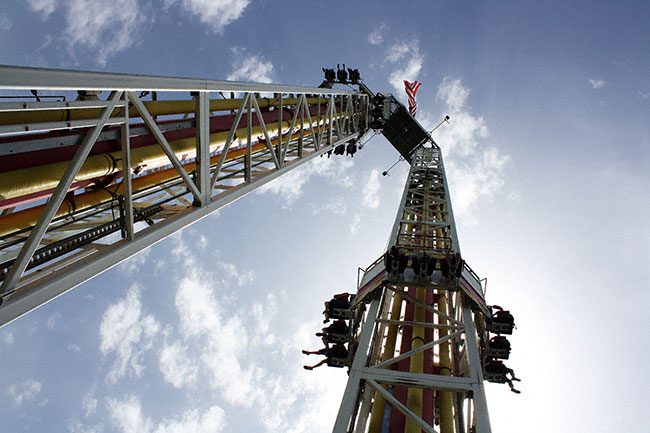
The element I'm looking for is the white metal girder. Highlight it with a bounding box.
[361,368,474,391]
[372,330,464,370]
[0,65,359,94]
[0,66,369,325]
[195,91,211,206]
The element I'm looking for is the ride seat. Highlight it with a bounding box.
[488,308,515,335]
[483,360,509,383]
[485,336,511,359]
[329,298,354,320]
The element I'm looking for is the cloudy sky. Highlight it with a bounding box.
[1,1,649,432]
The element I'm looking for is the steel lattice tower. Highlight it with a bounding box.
[332,142,493,433]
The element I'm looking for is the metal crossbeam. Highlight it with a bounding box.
[373,330,464,369]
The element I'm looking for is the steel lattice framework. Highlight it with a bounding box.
[333,145,491,433]
[0,65,369,326]
[0,65,507,433]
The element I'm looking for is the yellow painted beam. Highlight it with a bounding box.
[438,292,454,433]
[0,121,329,237]
[368,291,404,433]
[0,121,289,201]
[405,287,426,433]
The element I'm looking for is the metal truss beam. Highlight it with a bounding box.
[0,67,369,326]
[0,65,358,94]
[1,91,124,291]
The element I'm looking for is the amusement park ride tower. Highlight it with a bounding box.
[0,65,517,433]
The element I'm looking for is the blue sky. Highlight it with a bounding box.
[1,1,649,432]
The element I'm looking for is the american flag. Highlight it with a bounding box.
[403,80,422,116]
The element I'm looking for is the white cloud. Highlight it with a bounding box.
[444,148,509,217]
[257,156,354,208]
[422,76,510,220]
[198,235,208,249]
[107,394,226,433]
[310,197,347,215]
[385,40,423,95]
[47,312,61,330]
[169,267,311,429]
[638,91,650,99]
[368,22,388,45]
[362,169,381,209]
[171,233,254,287]
[171,233,192,265]
[107,395,154,433]
[158,340,198,388]
[27,0,57,19]
[436,77,471,114]
[216,261,255,287]
[173,271,261,406]
[589,79,605,89]
[386,41,410,62]
[175,272,223,340]
[250,294,278,346]
[433,77,490,155]
[68,421,103,433]
[155,406,226,433]
[121,247,152,274]
[82,387,98,417]
[8,380,42,407]
[171,0,250,33]
[68,343,82,353]
[1,330,14,345]
[227,48,274,83]
[349,213,361,236]
[156,241,352,433]
[256,168,309,207]
[64,0,147,67]
[0,13,12,31]
[99,284,160,383]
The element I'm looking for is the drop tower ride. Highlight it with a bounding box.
[0,65,517,433]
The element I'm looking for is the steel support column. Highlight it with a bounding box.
[334,145,492,433]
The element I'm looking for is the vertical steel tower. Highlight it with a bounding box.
[332,101,495,433]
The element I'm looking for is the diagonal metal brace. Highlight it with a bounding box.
[0,91,125,296]
[372,330,464,369]
[386,286,463,326]
[367,379,438,433]
[210,93,249,190]
[251,95,281,169]
[127,91,201,201]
